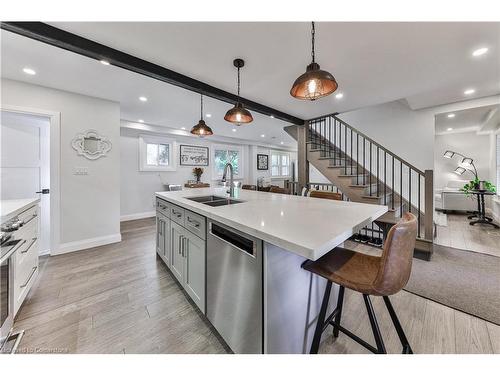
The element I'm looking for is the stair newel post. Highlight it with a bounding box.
[408,167,412,213]
[391,156,395,211]
[298,122,310,193]
[424,169,434,241]
[418,175,421,238]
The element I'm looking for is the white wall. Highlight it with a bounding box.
[490,132,500,221]
[1,79,121,253]
[120,125,297,219]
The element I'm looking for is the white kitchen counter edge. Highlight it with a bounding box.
[155,191,387,260]
[0,198,40,223]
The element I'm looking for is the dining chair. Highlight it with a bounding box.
[309,190,342,201]
[269,186,290,194]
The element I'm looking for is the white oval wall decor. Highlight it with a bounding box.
[71,130,112,160]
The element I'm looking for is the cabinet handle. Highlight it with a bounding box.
[172,210,182,217]
[23,213,38,226]
[21,238,37,254]
[158,219,162,235]
[186,217,200,228]
[183,237,188,258]
[21,266,37,288]
[179,235,183,255]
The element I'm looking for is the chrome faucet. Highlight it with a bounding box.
[222,162,235,198]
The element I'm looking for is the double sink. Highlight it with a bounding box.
[186,195,243,207]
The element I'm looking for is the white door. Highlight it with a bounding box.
[0,111,50,254]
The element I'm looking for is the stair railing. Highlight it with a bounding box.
[306,113,433,240]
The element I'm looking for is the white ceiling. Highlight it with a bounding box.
[435,104,499,134]
[1,22,499,144]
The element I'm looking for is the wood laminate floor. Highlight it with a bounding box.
[13,218,500,354]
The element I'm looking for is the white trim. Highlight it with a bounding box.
[120,211,155,222]
[54,233,122,255]
[211,143,245,179]
[138,134,177,172]
[1,104,61,255]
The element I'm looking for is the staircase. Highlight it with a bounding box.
[284,113,434,259]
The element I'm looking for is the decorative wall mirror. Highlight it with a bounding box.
[71,130,112,160]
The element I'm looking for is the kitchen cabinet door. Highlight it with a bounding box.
[170,220,184,284]
[183,231,206,313]
[162,218,171,268]
[156,216,164,257]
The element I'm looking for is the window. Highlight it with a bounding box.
[271,150,291,178]
[139,135,176,171]
[213,145,243,178]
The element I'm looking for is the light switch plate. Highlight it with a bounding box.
[73,167,89,175]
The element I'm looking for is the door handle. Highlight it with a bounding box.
[35,188,50,194]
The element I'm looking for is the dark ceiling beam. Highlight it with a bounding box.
[1,22,305,126]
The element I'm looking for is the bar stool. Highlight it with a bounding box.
[302,212,417,354]
[269,186,290,194]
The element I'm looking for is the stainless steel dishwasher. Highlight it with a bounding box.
[206,219,263,354]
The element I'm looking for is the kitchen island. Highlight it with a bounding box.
[155,187,387,354]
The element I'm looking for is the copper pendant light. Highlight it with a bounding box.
[224,58,253,125]
[290,22,338,100]
[190,94,213,137]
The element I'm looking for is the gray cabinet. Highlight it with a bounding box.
[170,220,185,284]
[183,230,206,312]
[156,213,171,267]
[155,197,206,314]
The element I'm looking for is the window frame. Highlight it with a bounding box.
[496,133,500,196]
[270,150,291,178]
[211,144,244,179]
[139,134,177,172]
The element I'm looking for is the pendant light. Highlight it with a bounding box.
[190,94,213,137]
[290,22,338,100]
[224,58,253,125]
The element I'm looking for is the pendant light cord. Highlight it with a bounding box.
[237,66,241,99]
[311,21,315,63]
[200,94,203,120]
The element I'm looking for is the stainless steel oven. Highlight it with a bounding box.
[1,217,26,353]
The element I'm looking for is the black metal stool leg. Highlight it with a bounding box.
[383,296,413,354]
[333,285,345,338]
[363,295,386,354]
[310,281,332,354]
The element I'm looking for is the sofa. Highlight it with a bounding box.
[435,180,477,212]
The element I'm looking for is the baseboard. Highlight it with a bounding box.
[54,233,122,255]
[120,211,155,222]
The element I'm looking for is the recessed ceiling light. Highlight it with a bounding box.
[232,128,237,132]
[181,127,186,130]
[447,127,453,131]
[138,119,144,123]
[464,89,475,95]
[139,96,148,102]
[270,115,275,118]
[260,134,265,138]
[280,141,284,145]
[206,113,212,118]
[335,93,344,99]
[472,47,488,57]
[22,67,36,75]
[447,113,455,118]
[100,60,110,65]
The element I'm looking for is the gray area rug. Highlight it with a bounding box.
[405,244,500,325]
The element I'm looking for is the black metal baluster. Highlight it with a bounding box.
[376,146,379,197]
[333,119,337,165]
[418,175,421,238]
[344,124,348,175]
[384,151,387,205]
[356,133,359,185]
[392,156,395,211]
[400,161,403,217]
[363,138,366,185]
[409,168,412,213]
[369,143,372,196]
[350,128,353,175]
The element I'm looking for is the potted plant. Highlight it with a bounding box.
[461,177,496,196]
[193,167,204,183]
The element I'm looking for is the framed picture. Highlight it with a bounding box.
[257,154,268,170]
[179,145,209,166]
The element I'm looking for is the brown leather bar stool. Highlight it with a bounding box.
[302,212,417,354]
[242,184,257,190]
[309,190,342,201]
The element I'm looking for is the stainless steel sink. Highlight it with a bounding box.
[186,195,243,206]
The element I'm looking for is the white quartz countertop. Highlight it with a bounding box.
[156,188,387,260]
[1,198,40,223]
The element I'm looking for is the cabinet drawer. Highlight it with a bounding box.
[170,205,185,225]
[156,198,171,218]
[18,204,39,227]
[184,210,206,240]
